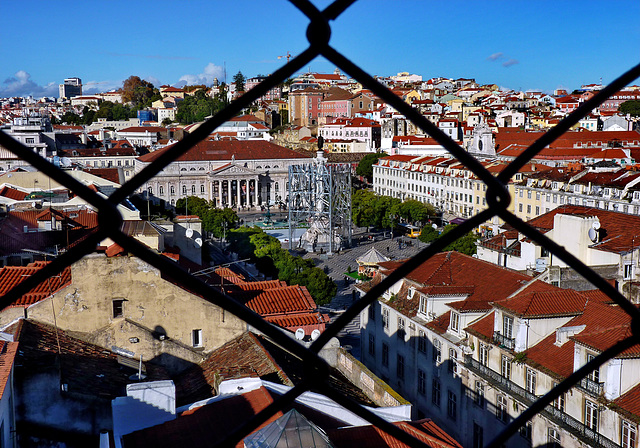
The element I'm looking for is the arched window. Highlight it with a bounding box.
[182,185,187,194]
[147,187,153,195]
[201,184,205,194]
[159,186,164,195]
[180,168,187,171]
[170,186,175,195]
[191,185,196,194]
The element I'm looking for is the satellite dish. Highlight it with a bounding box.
[31,201,37,208]
[185,228,194,238]
[194,238,202,247]
[432,223,438,229]
[588,227,598,243]
[311,329,321,341]
[593,221,601,230]
[295,328,305,340]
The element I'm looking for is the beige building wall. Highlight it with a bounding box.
[26,254,247,370]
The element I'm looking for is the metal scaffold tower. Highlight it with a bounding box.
[288,151,352,254]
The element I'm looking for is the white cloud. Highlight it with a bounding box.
[487,52,504,61]
[83,80,124,94]
[144,76,162,87]
[502,59,520,68]
[179,63,224,86]
[0,71,58,98]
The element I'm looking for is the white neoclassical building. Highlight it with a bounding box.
[136,139,313,208]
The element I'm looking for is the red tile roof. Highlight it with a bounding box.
[137,140,312,164]
[0,186,27,200]
[123,387,284,448]
[328,418,462,448]
[0,262,71,308]
[173,332,291,406]
[0,341,18,399]
[377,252,532,317]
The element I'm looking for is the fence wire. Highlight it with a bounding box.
[1,0,640,447]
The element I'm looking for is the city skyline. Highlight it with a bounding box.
[2,0,639,98]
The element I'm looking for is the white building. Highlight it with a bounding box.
[136,139,313,208]
[359,251,640,448]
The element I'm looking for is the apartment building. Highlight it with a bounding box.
[359,251,640,448]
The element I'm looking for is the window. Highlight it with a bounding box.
[501,355,512,379]
[147,187,152,196]
[418,369,426,395]
[552,382,565,411]
[368,334,375,357]
[397,317,405,340]
[170,186,175,195]
[192,329,203,348]
[418,330,427,354]
[450,312,460,333]
[396,354,404,380]
[447,391,457,420]
[625,263,634,280]
[382,343,389,367]
[519,422,532,444]
[112,299,125,318]
[182,185,187,194]
[418,296,427,314]
[201,184,205,194]
[382,308,389,329]
[191,185,196,194]
[432,379,441,407]
[473,423,483,448]
[585,400,599,431]
[503,315,514,339]
[368,304,375,322]
[448,348,458,374]
[433,339,442,364]
[474,381,485,407]
[622,420,637,448]
[548,428,561,448]
[587,353,600,382]
[159,186,164,195]
[526,368,537,394]
[479,343,489,366]
[496,395,508,422]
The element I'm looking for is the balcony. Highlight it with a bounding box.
[579,377,604,397]
[493,331,515,350]
[465,356,620,448]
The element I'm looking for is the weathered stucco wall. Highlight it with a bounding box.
[26,254,247,370]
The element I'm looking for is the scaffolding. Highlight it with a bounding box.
[288,151,352,254]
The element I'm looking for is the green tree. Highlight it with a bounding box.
[175,196,210,217]
[233,71,246,93]
[356,152,387,182]
[351,189,377,229]
[619,100,640,116]
[175,90,225,125]
[122,76,161,109]
[439,224,479,256]
[203,208,238,238]
[397,199,435,225]
[418,225,439,243]
[60,112,82,125]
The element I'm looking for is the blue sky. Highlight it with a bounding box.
[2,0,639,98]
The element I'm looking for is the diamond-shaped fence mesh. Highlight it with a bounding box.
[1,1,640,447]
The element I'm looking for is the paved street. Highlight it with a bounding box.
[304,230,429,359]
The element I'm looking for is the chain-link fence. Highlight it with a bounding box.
[1,1,640,447]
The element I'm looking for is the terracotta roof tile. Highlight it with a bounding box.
[328,419,462,448]
[173,332,290,406]
[137,140,312,164]
[0,262,71,308]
